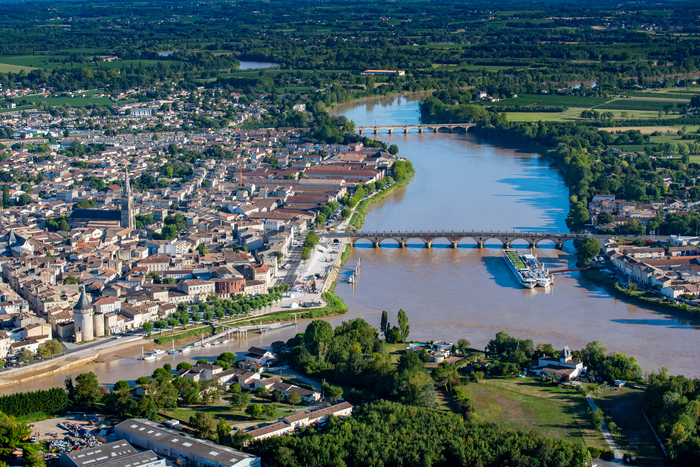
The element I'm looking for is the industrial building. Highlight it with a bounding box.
[114,419,260,467]
[59,440,165,467]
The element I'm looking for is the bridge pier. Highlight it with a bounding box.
[358,129,363,135]
[477,241,484,249]
[418,128,423,133]
[399,241,406,248]
[404,128,408,134]
[433,128,438,133]
[388,128,393,134]
[425,239,433,249]
[372,241,379,248]
[556,242,564,250]
[450,241,458,249]
[503,242,511,249]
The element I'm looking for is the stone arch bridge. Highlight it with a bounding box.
[328,230,588,249]
[356,123,475,135]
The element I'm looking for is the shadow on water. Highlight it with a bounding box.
[610,319,700,329]
[480,255,524,290]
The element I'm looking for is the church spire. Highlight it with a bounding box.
[121,168,135,229]
[123,168,132,195]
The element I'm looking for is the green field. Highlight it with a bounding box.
[163,397,300,425]
[465,377,609,451]
[621,91,696,100]
[21,95,115,107]
[488,94,611,107]
[0,55,180,70]
[0,63,37,73]
[595,99,684,111]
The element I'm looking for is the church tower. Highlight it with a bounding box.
[121,169,135,229]
[74,286,94,343]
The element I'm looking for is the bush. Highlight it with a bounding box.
[587,446,601,459]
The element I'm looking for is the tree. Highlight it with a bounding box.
[182,385,201,406]
[16,193,32,206]
[388,144,399,155]
[74,372,102,406]
[380,311,390,339]
[304,320,334,352]
[576,237,601,265]
[245,403,264,420]
[218,352,236,365]
[217,418,231,444]
[397,309,410,342]
[0,413,30,449]
[301,247,311,261]
[230,391,251,409]
[143,322,154,336]
[255,386,270,398]
[136,376,151,385]
[114,380,130,391]
[263,404,277,419]
[272,388,285,402]
[177,362,192,371]
[190,412,216,439]
[341,207,351,219]
[457,338,471,355]
[597,211,614,225]
[286,392,302,406]
[326,384,344,403]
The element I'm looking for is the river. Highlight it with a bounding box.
[3,93,699,395]
[329,93,700,377]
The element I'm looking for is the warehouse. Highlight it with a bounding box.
[59,440,165,467]
[114,419,260,467]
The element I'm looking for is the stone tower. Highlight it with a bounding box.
[121,169,135,229]
[74,286,94,343]
[93,310,105,338]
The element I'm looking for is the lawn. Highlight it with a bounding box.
[464,377,609,451]
[163,398,300,426]
[594,386,665,464]
[385,342,408,363]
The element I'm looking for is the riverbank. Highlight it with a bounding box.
[582,269,700,320]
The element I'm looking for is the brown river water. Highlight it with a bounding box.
[2,93,698,395]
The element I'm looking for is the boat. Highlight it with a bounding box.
[153,349,166,356]
[181,346,192,353]
[348,273,355,284]
[503,250,537,289]
[503,249,553,289]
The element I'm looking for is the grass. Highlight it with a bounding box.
[0,63,37,73]
[487,94,611,108]
[385,343,407,363]
[465,377,609,450]
[594,386,665,463]
[163,397,302,425]
[595,99,683,111]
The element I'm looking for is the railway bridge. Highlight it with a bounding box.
[355,123,475,135]
[327,230,587,249]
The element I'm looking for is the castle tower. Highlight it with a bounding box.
[93,311,105,338]
[74,286,94,343]
[121,169,135,229]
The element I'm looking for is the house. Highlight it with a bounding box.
[244,346,275,366]
[178,363,222,382]
[532,346,584,381]
[246,402,353,440]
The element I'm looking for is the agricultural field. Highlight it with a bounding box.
[464,377,609,451]
[0,55,180,71]
[595,98,687,111]
[607,124,700,152]
[0,63,36,73]
[504,108,677,123]
[488,94,611,107]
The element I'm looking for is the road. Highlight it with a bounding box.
[586,394,623,460]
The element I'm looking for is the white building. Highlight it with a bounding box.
[115,419,259,467]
